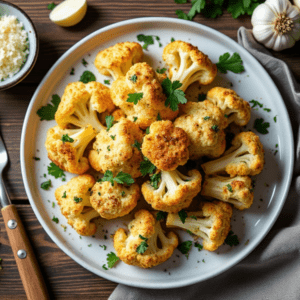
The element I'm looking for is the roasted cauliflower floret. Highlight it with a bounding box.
[55,81,114,132]
[142,169,202,213]
[174,101,227,160]
[55,174,99,236]
[201,175,254,210]
[94,42,143,80]
[88,118,144,178]
[166,201,232,251]
[90,180,140,219]
[114,209,178,268]
[141,120,190,171]
[162,40,217,92]
[45,125,97,174]
[206,87,251,127]
[110,62,178,129]
[201,131,265,177]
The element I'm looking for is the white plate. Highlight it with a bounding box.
[20,17,294,289]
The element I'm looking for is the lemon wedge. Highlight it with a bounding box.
[49,0,87,27]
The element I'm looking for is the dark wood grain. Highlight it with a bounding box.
[0,0,299,298]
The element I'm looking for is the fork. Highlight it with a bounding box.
[0,133,49,300]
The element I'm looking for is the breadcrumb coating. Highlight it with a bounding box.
[142,120,190,171]
[110,62,178,129]
[94,42,143,80]
[174,101,227,160]
[88,118,144,178]
[206,87,251,127]
[166,200,232,251]
[55,174,99,236]
[163,40,217,91]
[90,181,140,219]
[114,209,178,268]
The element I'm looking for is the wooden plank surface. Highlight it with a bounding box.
[0,0,299,298]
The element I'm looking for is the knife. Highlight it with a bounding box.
[0,133,50,300]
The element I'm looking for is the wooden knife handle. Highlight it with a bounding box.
[1,204,50,300]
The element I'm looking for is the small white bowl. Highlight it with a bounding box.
[0,0,39,91]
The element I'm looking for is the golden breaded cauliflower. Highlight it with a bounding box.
[162,40,217,92]
[55,81,115,132]
[114,209,178,268]
[88,118,144,178]
[94,42,143,80]
[45,125,97,174]
[55,174,99,236]
[90,180,140,219]
[166,201,232,251]
[174,101,227,160]
[206,87,251,127]
[142,120,190,171]
[142,169,202,213]
[110,62,178,129]
[201,131,265,177]
[201,175,254,210]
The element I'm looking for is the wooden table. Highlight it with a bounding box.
[0,1,299,299]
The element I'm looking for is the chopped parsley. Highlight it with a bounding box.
[211,125,219,132]
[225,230,239,247]
[100,170,134,186]
[203,116,210,120]
[52,216,59,223]
[99,245,107,250]
[105,115,114,131]
[136,235,148,254]
[190,215,197,220]
[263,108,271,112]
[70,68,75,75]
[88,244,92,247]
[137,34,160,50]
[41,180,52,190]
[132,140,142,151]
[274,115,277,123]
[157,113,162,121]
[37,94,61,121]
[62,191,67,198]
[48,162,66,179]
[162,78,187,111]
[110,135,116,140]
[82,58,88,67]
[226,184,233,192]
[47,2,57,10]
[156,67,167,74]
[140,157,156,176]
[249,99,263,108]
[130,74,137,82]
[216,52,244,74]
[171,37,175,42]
[74,196,83,203]
[33,157,40,161]
[107,145,111,152]
[194,242,203,251]
[61,134,74,143]
[104,79,110,85]
[102,264,108,270]
[52,202,55,208]
[178,209,188,224]
[145,127,150,134]
[133,117,138,122]
[177,240,192,258]
[79,70,96,83]
[254,118,270,134]
[156,211,168,221]
[121,191,125,197]
[127,92,143,105]
[150,172,161,189]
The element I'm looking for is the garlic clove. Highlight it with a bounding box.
[273,34,294,51]
[251,3,276,26]
[253,24,275,44]
[266,0,289,16]
[288,4,300,19]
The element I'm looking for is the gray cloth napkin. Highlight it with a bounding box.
[109,27,300,300]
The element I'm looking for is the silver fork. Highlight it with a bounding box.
[0,133,49,300]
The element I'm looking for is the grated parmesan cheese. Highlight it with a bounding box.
[0,15,29,81]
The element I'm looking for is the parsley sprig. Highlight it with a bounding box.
[216,52,244,74]
[136,235,149,254]
[37,94,61,121]
[162,78,187,111]
[48,162,66,179]
[100,170,134,186]
[127,93,143,105]
[79,71,96,83]
[140,157,156,177]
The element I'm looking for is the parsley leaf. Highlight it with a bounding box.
[41,180,52,190]
[62,191,67,198]
[127,93,143,105]
[162,78,187,111]
[74,196,83,203]
[37,94,61,121]
[156,67,167,74]
[48,162,65,179]
[187,0,206,20]
[47,2,56,10]
[177,240,193,255]
[254,118,270,134]
[52,216,59,223]
[176,10,191,20]
[216,52,244,74]
[105,115,114,131]
[114,172,135,185]
[137,34,154,50]
[61,134,74,143]
[132,140,142,151]
[104,79,110,85]
[79,71,96,84]
[194,242,203,251]
[107,252,119,268]
[156,211,168,221]
[100,170,114,186]
[140,157,156,176]
[178,209,188,224]
[226,184,233,192]
[150,172,161,189]
[136,236,149,254]
[225,230,239,246]
[227,0,246,18]
[249,99,263,108]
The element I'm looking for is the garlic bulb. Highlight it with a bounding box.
[251,0,300,51]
